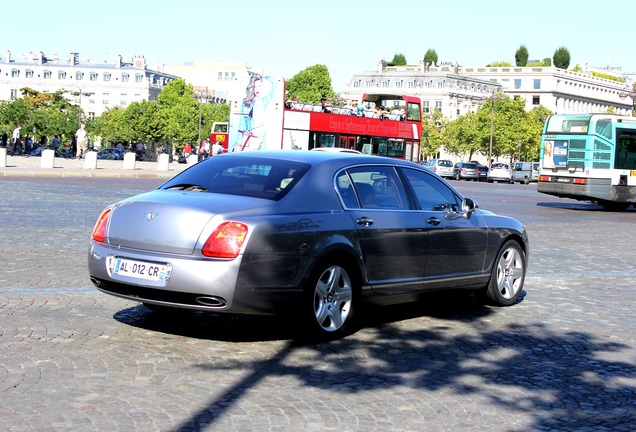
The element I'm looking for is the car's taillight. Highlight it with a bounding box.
[202,222,248,258]
[92,208,111,243]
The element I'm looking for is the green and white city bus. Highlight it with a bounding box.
[537,113,636,211]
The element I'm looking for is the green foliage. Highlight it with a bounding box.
[591,71,625,83]
[387,53,407,67]
[424,49,438,67]
[487,61,512,67]
[423,97,553,162]
[515,45,529,67]
[572,64,583,72]
[553,47,570,69]
[285,64,336,103]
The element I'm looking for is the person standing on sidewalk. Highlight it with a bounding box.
[75,124,87,159]
[10,124,21,155]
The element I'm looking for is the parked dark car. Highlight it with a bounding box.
[96,148,124,160]
[88,150,528,339]
[477,164,489,181]
[453,162,481,181]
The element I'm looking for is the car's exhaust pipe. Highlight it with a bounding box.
[195,296,227,307]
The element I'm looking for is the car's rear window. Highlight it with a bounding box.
[160,156,311,200]
[463,163,478,168]
[439,160,453,167]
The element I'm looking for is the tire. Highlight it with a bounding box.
[483,240,526,306]
[454,173,460,181]
[598,200,630,211]
[303,260,357,339]
[523,176,530,185]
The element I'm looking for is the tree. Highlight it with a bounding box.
[285,64,336,103]
[387,53,407,67]
[553,46,571,69]
[515,45,529,67]
[424,49,438,67]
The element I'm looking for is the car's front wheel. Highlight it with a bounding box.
[304,261,357,339]
[483,240,526,306]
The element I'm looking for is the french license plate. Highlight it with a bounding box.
[631,170,636,176]
[114,258,169,282]
[556,177,571,183]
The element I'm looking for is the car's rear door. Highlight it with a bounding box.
[338,166,429,294]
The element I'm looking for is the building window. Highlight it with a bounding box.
[135,74,143,82]
[11,69,19,77]
[88,98,95,105]
[395,81,402,89]
[407,81,414,88]
[423,101,429,113]
[44,70,52,79]
[103,73,111,82]
[76,72,84,80]
[532,96,540,105]
[365,80,373,88]
[10,89,18,100]
[424,81,431,89]
[217,72,222,80]
[231,72,236,80]
[514,79,521,89]
[436,81,444,89]
[121,74,129,82]
[224,72,230,80]
[353,81,360,88]
[58,71,66,79]
[533,79,541,89]
[25,69,33,78]
[90,72,98,81]
[381,80,389,88]
[435,101,443,111]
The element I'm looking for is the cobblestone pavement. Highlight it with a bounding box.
[0,172,634,431]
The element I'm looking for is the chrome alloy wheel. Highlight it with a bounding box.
[313,265,353,332]
[495,245,525,300]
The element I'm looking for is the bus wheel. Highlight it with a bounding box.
[482,240,526,306]
[599,200,630,211]
[523,177,530,185]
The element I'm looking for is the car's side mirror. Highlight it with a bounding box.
[462,198,479,218]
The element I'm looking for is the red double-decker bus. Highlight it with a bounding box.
[228,75,422,162]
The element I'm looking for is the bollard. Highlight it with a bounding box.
[0,147,6,168]
[123,152,136,170]
[157,153,170,171]
[84,150,98,169]
[41,149,55,168]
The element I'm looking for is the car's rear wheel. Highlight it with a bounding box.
[304,260,357,339]
[483,240,526,306]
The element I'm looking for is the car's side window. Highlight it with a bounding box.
[402,168,460,211]
[344,166,408,209]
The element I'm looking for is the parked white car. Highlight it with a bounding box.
[487,163,513,183]
[424,159,454,179]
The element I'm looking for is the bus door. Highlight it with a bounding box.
[339,135,357,150]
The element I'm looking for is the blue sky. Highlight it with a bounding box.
[4,0,635,91]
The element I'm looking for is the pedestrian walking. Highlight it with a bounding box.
[75,124,87,159]
[10,124,21,155]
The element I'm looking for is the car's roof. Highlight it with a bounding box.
[219,149,407,166]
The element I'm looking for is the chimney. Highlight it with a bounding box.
[38,51,45,65]
[6,50,10,64]
[116,54,122,68]
[70,52,78,66]
[133,55,146,69]
[377,59,387,73]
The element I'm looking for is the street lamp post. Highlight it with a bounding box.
[70,89,94,128]
[195,87,210,146]
[618,86,636,116]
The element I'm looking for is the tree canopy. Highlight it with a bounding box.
[387,53,407,66]
[515,45,529,67]
[285,64,336,103]
[553,46,571,69]
[424,49,438,67]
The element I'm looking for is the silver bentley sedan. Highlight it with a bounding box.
[89,150,528,339]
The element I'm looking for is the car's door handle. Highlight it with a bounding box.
[426,217,441,226]
[356,217,374,226]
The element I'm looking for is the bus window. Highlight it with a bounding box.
[407,102,421,122]
[616,130,636,169]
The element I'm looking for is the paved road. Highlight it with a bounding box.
[0,174,634,432]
